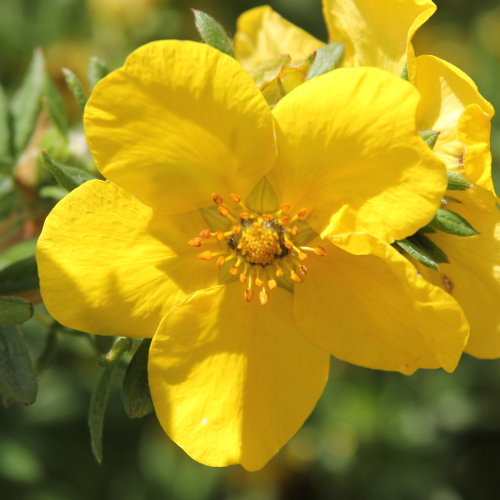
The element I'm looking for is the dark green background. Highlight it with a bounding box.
[1,1,499,499]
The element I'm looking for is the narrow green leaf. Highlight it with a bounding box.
[394,238,438,270]
[123,339,154,419]
[417,225,437,234]
[306,43,345,80]
[0,326,37,405]
[89,337,132,463]
[40,150,95,191]
[11,49,45,154]
[400,63,409,81]
[36,324,58,373]
[429,208,478,236]
[88,56,109,88]
[419,130,440,149]
[0,83,12,162]
[0,296,34,326]
[43,77,67,137]
[447,171,470,191]
[62,68,87,110]
[245,176,280,214]
[0,256,38,294]
[193,9,235,58]
[410,233,449,263]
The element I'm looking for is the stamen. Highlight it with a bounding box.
[198,250,216,260]
[199,229,211,239]
[290,270,303,283]
[188,237,203,247]
[216,256,226,267]
[297,208,308,218]
[230,193,241,204]
[212,193,224,205]
[268,279,277,290]
[275,266,284,277]
[259,288,269,305]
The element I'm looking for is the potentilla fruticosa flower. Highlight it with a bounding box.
[36,40,469,470]
[235,0,500,360]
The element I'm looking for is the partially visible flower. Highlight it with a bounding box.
[235,0,499,358]
[37,41,468,469]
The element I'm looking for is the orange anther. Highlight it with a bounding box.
[232,225,241,234]
[297,208,308,217]
[239,274,247,283]
[290,226,299,236]
[299,265,308,275]
[290,270,303,283]
[245,289,254,302]
[214,231,225,241]
[212,193,224,205]
[188,237,202,247]
[239,212,251,219]
[259,289,269,305]
[279,216,290,224]
[298,252,308,261]
[230,193,241,203]
[261,214,272,221]
[229,266,239,276]
[218,206,230,217]
[252,221,262,228]
[280,203,291,211]
[268,279,277,290]
[284,240,293,249]
[216,256,226,267]
[314,246,327,256]
[255,277,264,287]
[198,251,214,261]
[199,229,211,239]
[275,266,284,277]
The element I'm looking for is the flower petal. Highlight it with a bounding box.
[36,180,218,337]
[149,283,330,470]
[84,40,276,215]
[416,196,500,358]
[269,67,446,242]
[293,234,469,374]
[322,0,436,75]
[415,55,494,190]
[234,6,323,72]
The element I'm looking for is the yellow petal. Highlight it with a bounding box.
[294,234,469,374]
[234,6,323,72]
[149,283,330,470]
[269,67,446,242]
[84,40,276,215]
[416,197,500,358]
[415,55,494,193]
[322,0,436,75]
[36,180,218,337]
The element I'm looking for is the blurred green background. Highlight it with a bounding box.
[1,1,499,499]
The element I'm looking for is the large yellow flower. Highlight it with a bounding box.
[235,0,499,359]
[37,40,469,470]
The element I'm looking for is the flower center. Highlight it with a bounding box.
[188,193,326,304]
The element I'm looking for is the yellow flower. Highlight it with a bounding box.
[37,41,469,470]
[236,1,499,359]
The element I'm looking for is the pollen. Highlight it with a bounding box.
[188,192,327,305]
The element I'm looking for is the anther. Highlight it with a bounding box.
[216,256,226,267]
[314,246,327,256]
[298,252,308,261]
[239,273,247,283]
[199,229,211,239]
[239,212,252,219]
[279,216,290,225]
[218,206,230,217]
[275,266,284,277]
[280,203,291,211]
[255,277,264,287]
[261,214,272,221]
[188,237,203,247]
[299,264,308,275]
[297,208,308,218]
[230,193,241,203]
[198,251,215,261]
[268,279,277,290]
[245,289,254,302]
[290,226,299,236]
[212,193,224,205]
[259,288,269,306]
[214,231,225,241]
[290,270,303,283]
[229,266,239,276]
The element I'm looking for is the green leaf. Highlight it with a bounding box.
[306,43,345,80]
[89,337,132,463]
[394,235,446,270]
[193,9,235,58]
[88,56,109,88]
[400,63,409,81]
[429,208,478,236]
[62,68,87,110]
[0,296,33,326]
[418,130,440,149]
[447,171,470,191]
[0,83,12,163]
[245,176,280,214]
[410,233,449,264]
[40,150,95,191]
[0,256,38,294]
[0,326,37,405]
[10,49,45,154]
[123,339,154,419]
[43,77,67,137]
